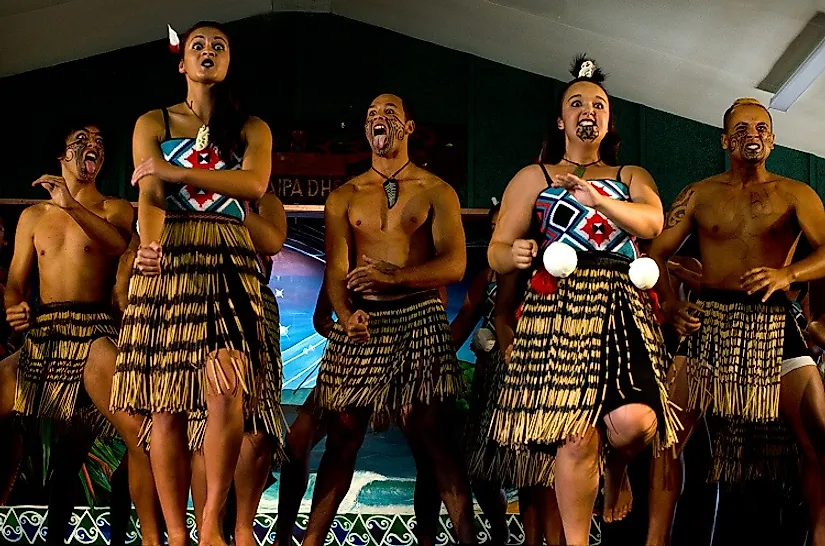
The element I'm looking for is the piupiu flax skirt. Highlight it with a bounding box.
[185,283,285,457]
[465,348,555,487]
[488,253,679,487]
[14,301,118,438]
[315,291,464,429]
[110,212,281,449]
[675,289,807,484]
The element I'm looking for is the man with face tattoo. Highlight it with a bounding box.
[2,122,163,546]
[646,98,825,546]
[301,94,476,546]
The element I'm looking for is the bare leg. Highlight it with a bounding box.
[602,403,658,522]
[0,350,19,419]
[273,396,326,546]
[302,409,370,546]
[402,401,475,545]
[149,412,190,546]
[472,480,508,545]
[646,356,702,546]
[83,338,163,546]
[520,487,543,546]
[45,424,96,546]
[200,349,246,546]
[191,451,207,535]
[779,365,825,546]
[0,351,22,506]
[554,429,601,546]
[406,433,443,546]
[537,486,565,546]
[109,455,132,546]
[233,432,273,546]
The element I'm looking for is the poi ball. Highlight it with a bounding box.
[542,242,577,278]
[629,257,659,290]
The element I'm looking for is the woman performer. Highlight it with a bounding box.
[110,21,279,546]
[486,56,678,546]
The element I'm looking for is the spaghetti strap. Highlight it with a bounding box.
[161,108,171,141]
[538,163,553,187]
[616,165,626,184]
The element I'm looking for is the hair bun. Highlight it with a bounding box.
[570,55,606,84]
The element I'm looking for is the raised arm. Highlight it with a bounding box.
[246,192,287,256]
[32,177,133,256]
[450,267,492,349]
[488,166,542,275]
[324,188,355,325]
[133,111,167,247]
[5,207,38,311]
[394,183,466,287]
[132,116,272,201]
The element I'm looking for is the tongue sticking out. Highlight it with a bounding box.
[85,160,97,175]
[373,134,388,151]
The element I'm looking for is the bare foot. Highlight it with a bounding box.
[602,471,633,523]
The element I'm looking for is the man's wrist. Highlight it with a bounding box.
[783,264,800,284]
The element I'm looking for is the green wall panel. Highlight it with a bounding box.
[0,12,822,210]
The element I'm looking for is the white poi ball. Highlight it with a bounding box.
[542,242,577,278]
[629,257,659,290]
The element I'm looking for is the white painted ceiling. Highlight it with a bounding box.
[3,0,825,157]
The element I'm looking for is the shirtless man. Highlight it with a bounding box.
[301,94,475,546]
[1,122,162,546]
[646,98,825,546]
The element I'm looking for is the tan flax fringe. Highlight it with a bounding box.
[14,302,118,438]
[110,214,272,449]
[683,298,785,421]
[182,284,286,461]
[709,417,800,486]
[315,292,464,429]
[488,260,679,468]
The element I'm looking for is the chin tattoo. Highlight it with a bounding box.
[576,125,599,142]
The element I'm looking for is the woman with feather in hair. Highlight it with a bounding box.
[110,21,282,546]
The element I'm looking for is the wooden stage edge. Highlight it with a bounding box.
[0,200,490,217]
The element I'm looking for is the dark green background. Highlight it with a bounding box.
[1,12,821,207]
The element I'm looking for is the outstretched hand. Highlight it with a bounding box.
[33,175,76,209]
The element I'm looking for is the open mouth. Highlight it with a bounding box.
[372,123,388,150]
[201,58,214,69]
[578,119,595,127]
[745,142,761,152]
[83,151,98,175]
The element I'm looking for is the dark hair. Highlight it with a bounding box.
[722,98,773,132]
[369,94,414,121]
[51,117,104,161]
[540,55,620,166]
[178,21,248,162]
[487,201,501,239]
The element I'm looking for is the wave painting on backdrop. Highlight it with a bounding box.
[266,215,489,515]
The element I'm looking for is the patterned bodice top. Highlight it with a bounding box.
[533,163,639,260]
[159,108,247,221]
